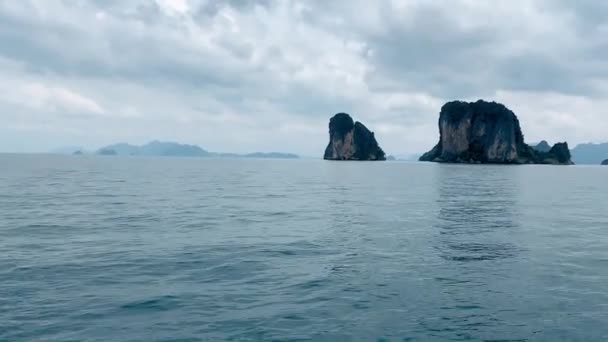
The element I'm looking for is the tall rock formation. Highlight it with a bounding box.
[419,100,573,165]
[541,142,573,165]
[324,113,386,161]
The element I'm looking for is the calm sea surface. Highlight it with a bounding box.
[1,154,607,341]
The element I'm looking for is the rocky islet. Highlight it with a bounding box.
[323,113,386,161]
[418,100,573,165]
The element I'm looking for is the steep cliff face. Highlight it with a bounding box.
[419,101,524,163]
[539,142,573,165]
[324,113,385,161]
[419,100,573,165]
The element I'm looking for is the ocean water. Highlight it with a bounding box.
[1,154,607,342]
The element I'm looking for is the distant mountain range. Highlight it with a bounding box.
[528,141,608,164]
[532,140,552,153]
[58,140,608,164]
[570,143,608,165]
[71,141,299,159]
[97,141,209,157]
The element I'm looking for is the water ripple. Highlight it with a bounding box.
[1,156,607,341]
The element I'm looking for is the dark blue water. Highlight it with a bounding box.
[1,154,607,341]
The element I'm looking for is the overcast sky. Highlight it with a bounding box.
[1,0,607,155]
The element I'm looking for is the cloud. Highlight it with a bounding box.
[19,82,105,115]
[0,0,607,153]
[495,90,608,145]
[156,0,190,14]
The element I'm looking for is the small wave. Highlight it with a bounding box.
[438,242,519,261]
[120,295,180,312]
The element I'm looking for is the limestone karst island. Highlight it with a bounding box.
[323,113,386,161]
[419,100,573,164]
[323,100,574,164]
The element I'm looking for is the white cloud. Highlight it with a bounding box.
[495,90,608,145]
[156,0,190,15]
[20,82,105,115]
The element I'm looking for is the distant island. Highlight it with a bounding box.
[90,141,299,159]
[532,140,552,153]
[98,148,118,156]
[500,140,608,165]
[323,113,385,161]
[97,141,208,157]
[419,100,573,165]
[602,159,608,165]
[51,130,605,165]
[570,143,608,165]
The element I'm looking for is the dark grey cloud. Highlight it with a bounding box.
[355,1,608,98]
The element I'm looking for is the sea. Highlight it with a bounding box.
[1,154,607,341]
